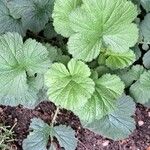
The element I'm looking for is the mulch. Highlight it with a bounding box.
[0,101,150,150]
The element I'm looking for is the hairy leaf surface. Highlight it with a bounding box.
[75,74,124,123]
[86,95,136,140]
[68,0,138,61]
[8,0,54,33]
[0,32,50,107]
[53,0,82,37]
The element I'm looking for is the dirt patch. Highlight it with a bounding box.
[0,102,150,150]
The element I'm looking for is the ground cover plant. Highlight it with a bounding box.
[0,0,150,149]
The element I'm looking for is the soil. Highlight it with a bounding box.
[0,101,150,150]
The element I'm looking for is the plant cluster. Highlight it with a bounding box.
[0,123,16,150]
[0,0,149,149]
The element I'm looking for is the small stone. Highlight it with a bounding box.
[0,108,3,113]
[102,140,109,147]
[148,112,150,117]
[138,120,144,126]
[146,146,150,150]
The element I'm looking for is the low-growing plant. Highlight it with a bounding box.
[0,0,150,149]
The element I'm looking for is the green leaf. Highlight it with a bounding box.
[117,65,145,87]
[140,13,150,42]
[95,65,111,77]
[8,0,54,33]
[143,50,150,69]
[44,43,58,63]
[53,125,77,150]
[74,74,124,123]
[23,39,51,76]
[0,32,50,106]
[44,22,58,39]
[45,59,95,111]
[68,0,138,62]
[0,0,26,36]
[132,45,141,60]
[0,90,38,108]
[130,70,150,104]
[86,95,136,140]
[23,118,77,150]
[52,0,82,37]
[105,50,136,69]
[23,118,51,150]
[141,0,150,12]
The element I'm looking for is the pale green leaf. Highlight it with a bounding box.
[141,0,150,12]
[86,95,136,140]
[68,33,102,62]
[68,0,138,61]
[130,70,150,104]
[0,0,26,36]
[117,65,145,87]
[0,32,50,106]
[23,39,51,76]
[54,125,77,150]
[0,90,38,108]
[140,13,150,42]
[44,43,58,63]
[52,0,82,37]
[105,50,136,69]
[23,118,51,150]
[143,50,150,69]
[45,59,95,111]
[8,0,54,33]
[75,74,124,123]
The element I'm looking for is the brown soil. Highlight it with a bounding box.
[0,101,150,150]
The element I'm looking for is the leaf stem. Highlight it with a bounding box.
[51,106,60,126]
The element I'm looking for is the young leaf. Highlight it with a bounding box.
[68,0,138,62]
[0,32,50,106]
[45,59,95,111]
[130,70,150,104]
[23,118,77,150]
[52,0,82,37]
[0,0,26,36]
[23,118,51,150]
[74,74,125,123]
[8,0,54,33]
[53,125,77,150]
[105,50,136,69]
[117,65,145,87]
[85,95,136,140]
[143,50,150,69]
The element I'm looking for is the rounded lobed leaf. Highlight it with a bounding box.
[0,32,51,107]
[45,59,95,111]
[130,70,150,104]
[74,74,125,123]
[143,50,150,69]
[0,0,26,36]
[8,0,55,33]
[105,50,136,69]
[86,95,136,140]
[52,0,82,37]
[68,0,138,62]
[140,13,150,42]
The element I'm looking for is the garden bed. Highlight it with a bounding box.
[0,102,149,150]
